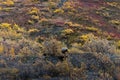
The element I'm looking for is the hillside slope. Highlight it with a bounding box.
[0,0,120,80]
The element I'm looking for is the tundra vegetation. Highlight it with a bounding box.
[0,0,120,80]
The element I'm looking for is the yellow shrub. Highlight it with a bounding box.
[39,18,49,26]
[69,43,83,54]
[80,33,95,44]
[97,7,106,10]
[2,0,14,6]
[65,21,80,27]
[116,40,120,49]
[80,35,89,42]
[28,20,34,24]
[28,7,39,15]
[9,47,15,58]
[40,18,48,22]
[31,0,39,3]
[0,23,22,31]
[28,28,39,33]
[48,2,56,9]
[54,9,64,13]
[109,20,120,25]
[0,23,11,29]
[62,29,74,35]
[102,12,110,17]
[107,2,118,7]
[0,30,22,40]
[86,27,99,32]
[2,7,13,12]
[73,23,81,27]
[63,2,72,9]
[31,15,39,20]
[107,35,112,40]
[13,24,20,30]
[0,7,2,10]
[0,44,4,53]
[65,21,73,26]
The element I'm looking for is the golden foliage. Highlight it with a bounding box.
[80,33,96,44]
[63,2,72,9]
[0,7,2,10]
[54,9,64,13]
[2,0,14,6]
[9,47,15,57]
[43,39,64,56]
[116,40,120,49]
[0,44,4,54]
[109,20,120,25]
[0,68,19,74]
[28,20,34,24]
[65,21,80,27]
[107,2,119,7]
[86,27,99,32]
[31,15,39,20]
[62,29,74,35]
[13,24,20,30]
[0,23,11,29]
[48,2,57,9]
[28,7,39,15]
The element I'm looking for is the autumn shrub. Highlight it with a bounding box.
[17,38,42,57]
[28,28,39,36]
[31,15,39,21]
[69,43,83,54]
[0,23,11,29]
[65,21,80,27]
[54,8,64,14]
[28,20,34,25]
[42,38,65,56]
[82,37,117,54]
[0,7,2,11]
[39,18,50,26]
[63,1,74,10]
[107,2,119,8]
[109,20,120,25]
[0,30,22,40]
[0,59,7,68]
[85,27,99,32]
[0,23,23,31]
[55,60,71,76]
[2,0,14,6]
[28,7,40,24]
[79,33,95,45]
[27,59,60,78]
[70,67,87,80]
[0,43,4,54]
[0,23,24,40]
[116,40,120,49]
[48,1,57,9]
[0,40,18,58]
[61,29,74,35]
[0,36,42,62]
[0,68,19,80]
[114,67,120,80]
[69,51,117,79]
[28,7,39,15]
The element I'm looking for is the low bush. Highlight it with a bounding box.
[82,37,116,54]
[42,38,65,56]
